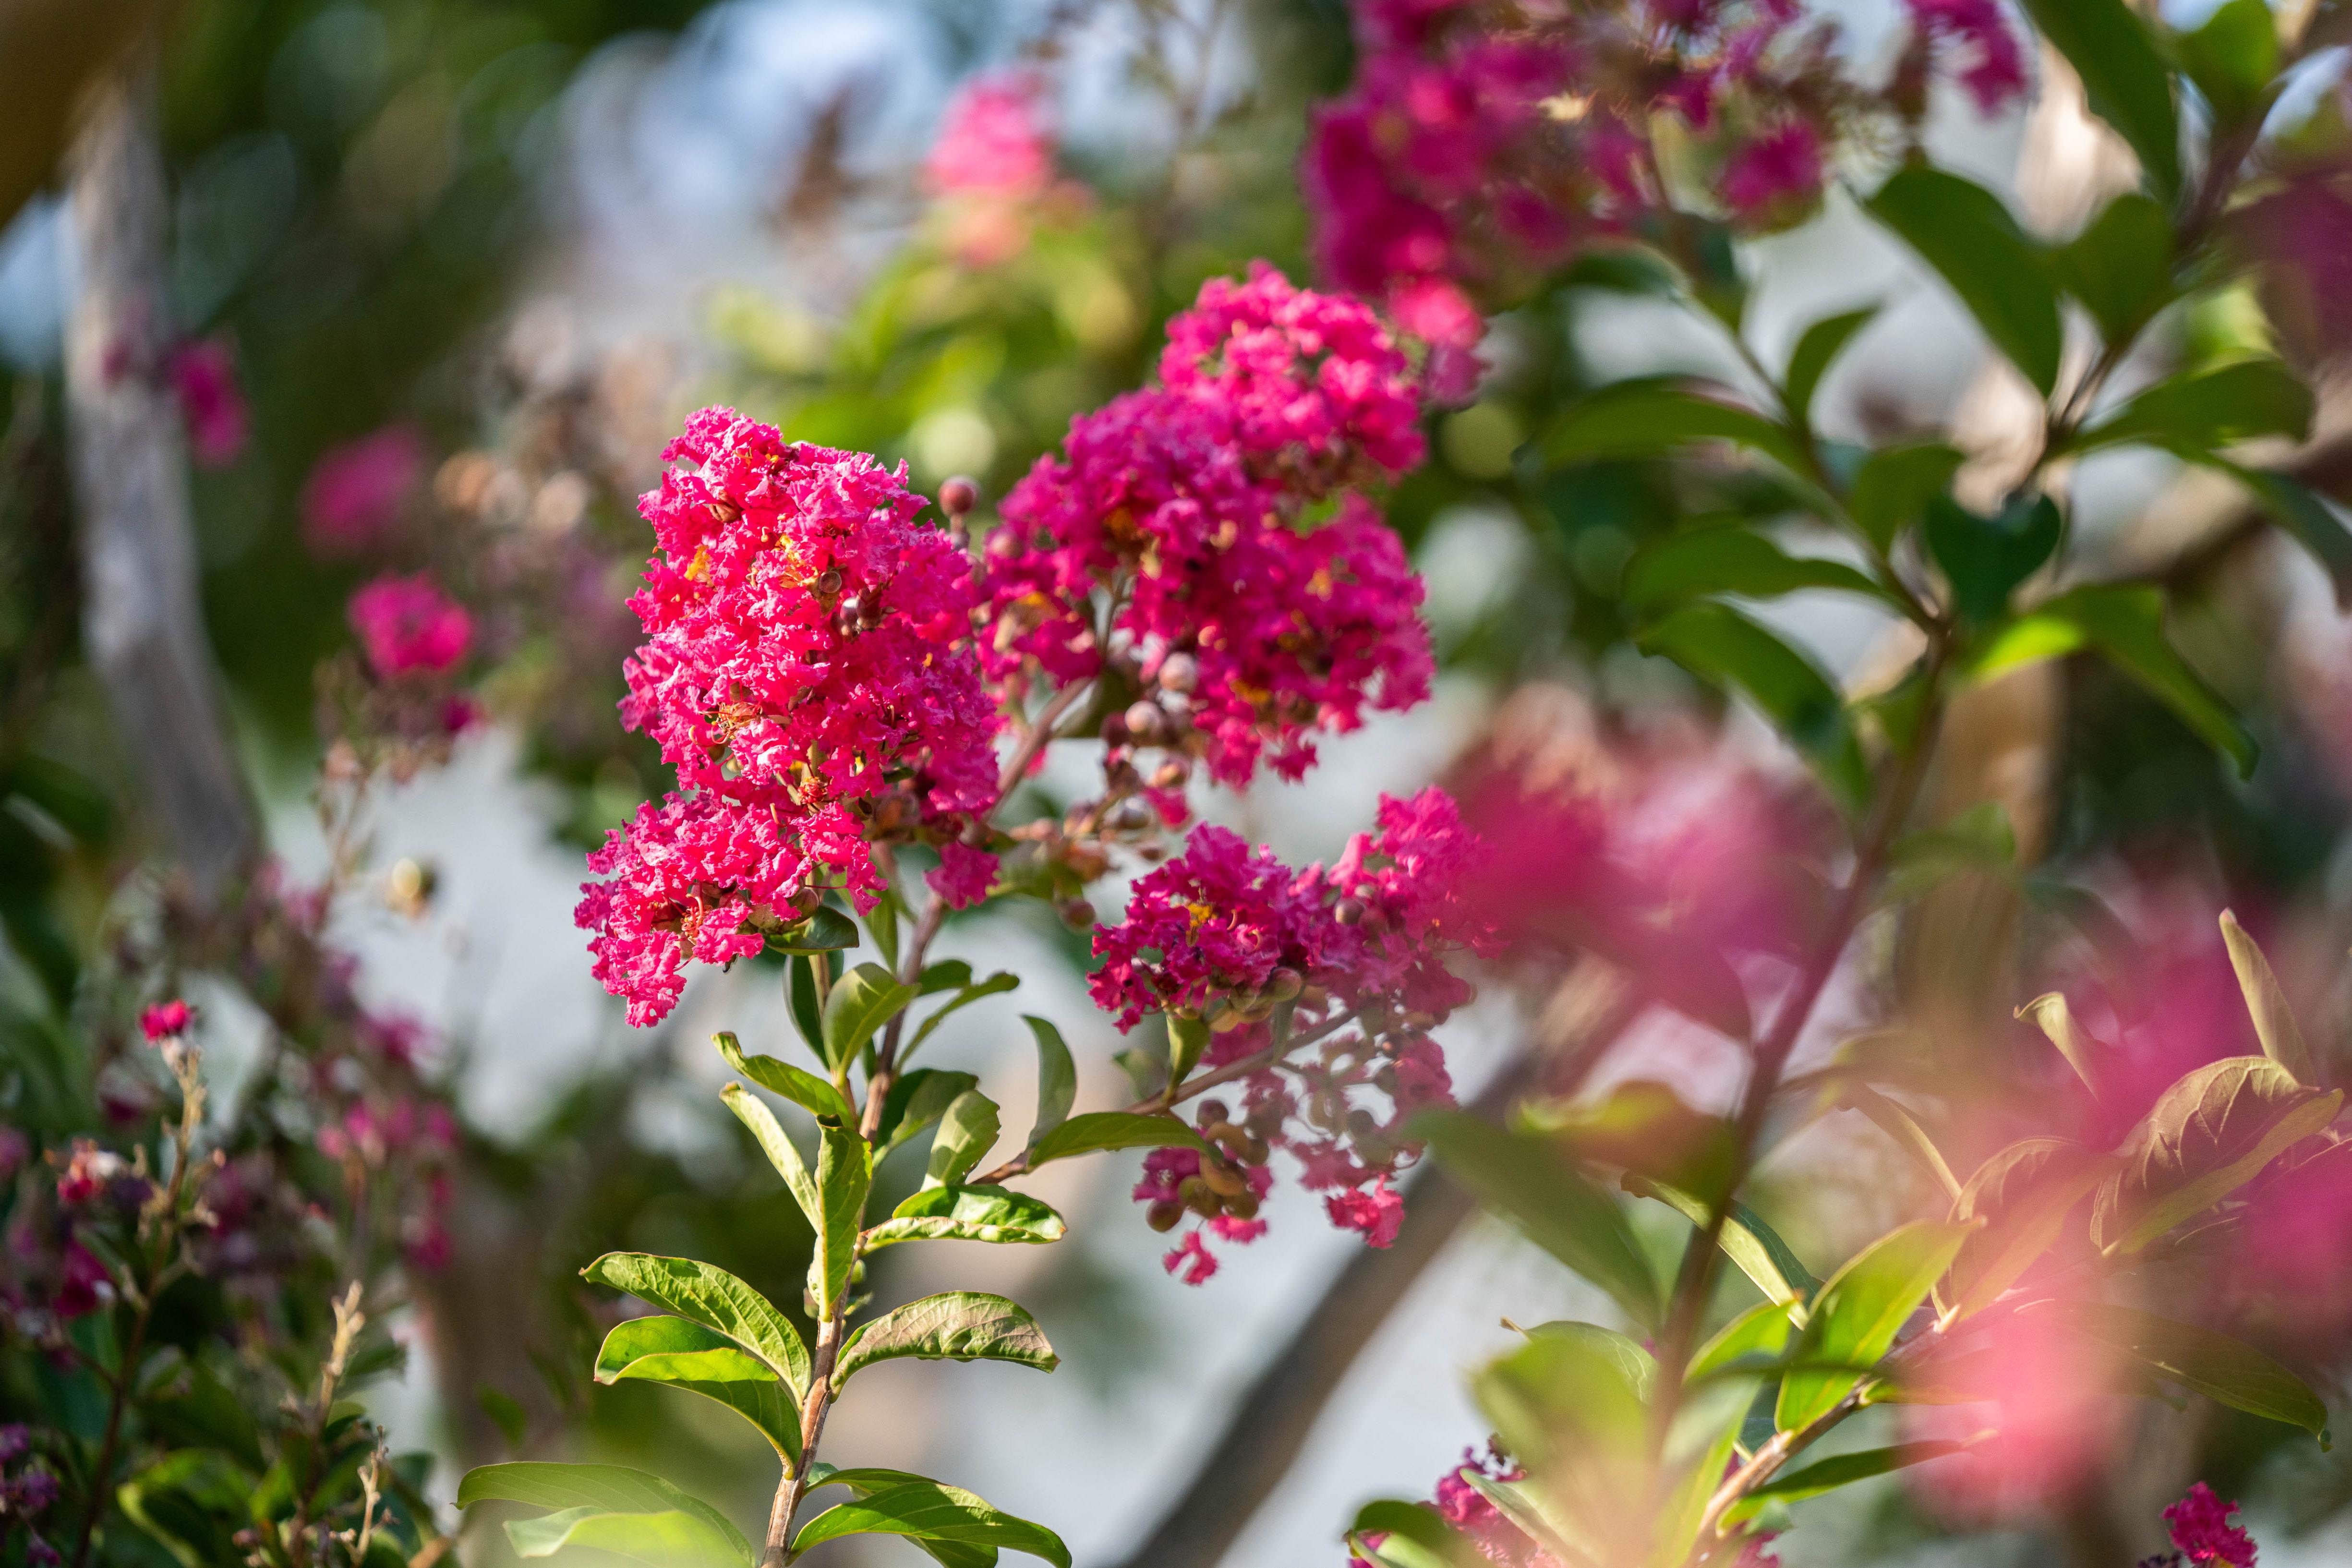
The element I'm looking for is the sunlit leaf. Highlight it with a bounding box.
[1776,1222,1973,1432]
[814,1125,872,1312]
[862,1184,1067,1250]
[822,961,919,1074]
[1025,1016,1076,1145]
[793,1480,1070,1567]
[579,1255,809,1400]
[877,1070,982,1159]
[2219,909,2320,1085]
[593,1316,800,1463]
[2092,1056,2342,1254]
[1939,1138,2110,1320]
[458,1462,750,1566]
[1865,166,2062,394]
[721,1083,822,1230]
[2025,1301,2329,1442]
[1026,1110,1212,1167]
[715,1032,856,1125]
[836,1291,1057,1384]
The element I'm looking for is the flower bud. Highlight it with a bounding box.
[1146,1199,1184,1232]
[815,567,844,597]
[1179,1176,1217,1214]
[1059,898,1097,930]
[1122,700,1170,745]
[1200,1160,1246,1198]
[1223,1190,1259,1221]
[939,475,980,517]
[836,593,865,630]
[1151,758,1191,790]
[1266,967,1303,1001]
[1333,897,1366,926]
[1107,796,1155,832]
[1156,652,1199,693]
[1196,1099,1230,1127]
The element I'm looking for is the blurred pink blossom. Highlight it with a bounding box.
[167,337,248,468]
[348,572,474,678]
[925,74,1055,200]
[302,424,428,556]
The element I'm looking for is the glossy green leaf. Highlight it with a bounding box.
[1777,1222,1973,1432]
[1418,1110,1663,1328]
[814,1125,871,1312]
[923,1090,1003,1190]
[918,958,974,995]
[2069,360,2313,457]
[789,953,826,1056]
[793,1480,1070,1567]
[861,1184,1067,1250]
[1925,494,2061,624]
[1866,166,2062,394]
[1023,1016,1076,1144]
[1979,585,2256,777]
[806,1470,1002,1568]
[716,1033,855,1125]
[2026,1301,2329,1441]
[1166,1013,1212,1087]
[822,961,919,1073]
[1785,307,1878,426]
[1638,602,1869,812]
[2177,0,2279,125]
[2049,193,2173,344]
[1725,1439,1976,1522]
[1622,526,1889,615]
[907,971,1021,1056]
[580,1254,809,1399]
[774,905,859,955]
[720,1084,822,1229]
[458,1462,750,1565]
[593,1316,800,1463]
[1543,377,1815,485]
[506,1507,748,1567]
[1026,1110,1213,1167]
[2092,1056,2342,1254]
[836,1291,1057,1384]
[2219,910,2320,1085]
[1848,441,1965,553]
[878,1070,982,1158]
[1627,1175,1818,1320]
[2018,0,2179,198]
[1940,1138,2110,1319]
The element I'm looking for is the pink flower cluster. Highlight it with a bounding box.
[2162,1484,2257,1568]
[139,999,193,1041]
[349,572,475,678]
[925,73,1055,201]
[1306,0,2030,333]
[577,410,1001,1025]
[981,265,1434,789]
[167,337,248,469]
[304,424,428,557]
[1091,788,1489,1278]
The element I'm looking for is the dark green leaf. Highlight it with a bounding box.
[836,1291,1057,1383]
[1941,1138,2111,1319]
[918,959,974,995]
[1849,441,1965,553]
[815,1125,872,1312]
[715,1032,856,1124]
[1542,377,1815,487]
[1690,1298,1798,1381]
[2026,1301,2329,1441]
[862,1184,1067,1250]
[1777,1222,1972,1432]
[2219,910,2319,1084]
[1025,1016,1076,1144]
[1166,1013,1212,1087]
[925,1090,1002,1189]
[2069,360,2313,457]
[2177,0,2279,126]
[580,1254,809,1399]
[1784,307,1878,426]
[1026,1110,1212,1167]
[1866,166,2063,394]
[789,953,826,1056]
[1925,494,2061,624]
[593,1316,801,1463]
[1417,1110,1663,1328]
[775,905,859,955]
[1726,1440,1976,1520]
[878,1070,982,1159]
[457,1462,751,1565]
[1623,526,1890,615]
[1638,603,1870,812]
[721,1083,822,1228]
[2018,0,2180,198]
[2203,461,2352,609]
[2093,1056,2342,1253]
[793,1480,1070,1567]
[2050,193,2174,343]
[822,962,919,1073]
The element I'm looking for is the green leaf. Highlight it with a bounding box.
[2201,461,2352,609]
[2219,909,2320,1085]
[1777,1222,1973,1432]
[1166,1013,1212,1087]
[925,1090,1003,1189]
[805,1470,1003,1568]
[878,1070,982,1159]
[918,959,974,995]
[1527,1080,1738,1208]
[836,1291,1058,1384]
[1978,585,2256,777]
[1849,441,1965,554]
[814,1125,872,1313]
[1417,1110,1663,1329]
[793,1480,1070,1567]
[1940,1138,2111,1319]
[1725,1440,1977,1521]
[1026,1110,1213,1167]
[715,1033,855,1125]
[1638,602,1870,812]
[2017,0,2179,199]
[2068,360,2313,457]
[720,1084,822,1229]
[1784,307,1878,427]
[862,1184,1067,1250]
[2025,1301,2329,1441]
[789,953,827,1056]
[457,1462,751,1565]
[1472,1326,1656,1563]
[907,971,1022,1057]
[1925,493,2061,624]
[2093,1056,2343,1254]
[2049,193,2175,344]
[580,1255,809,1400]
[822,961,919,1074]
[1866,166,2063,394]
[2177,0,2279,126]
[1543,377,1817,490]
[1347,1501,1471,1568]
[1690,1298,1797,1382]
[1884,800,2019,905]
[2015,991,2119,1098]
[1626,1175,1818,1321]
[1622,526,1891,615]
[505,1507,748,1567]
[1025,1016,1076,1144]
[593,1317,801,1463]
[775,904,860,955]
[867,892,903,971]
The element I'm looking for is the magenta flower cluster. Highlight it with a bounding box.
[2159,1484,2258,1568]
[348,572,476,679]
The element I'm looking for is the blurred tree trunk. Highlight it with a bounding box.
[63,55,258,897]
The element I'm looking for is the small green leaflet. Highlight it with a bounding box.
[592,1316,800,1463]
[836,1291,1058,1384]
[823,962,920,1074]
[579,1254,810,1401]
[714,1032,854,1124]
[2024,1301,2330,1443]
[814,1125,871,1313]
[457,1462,750,1567]
[1025,1016,1076,1144]
[1026,1110,1212,1166]
[925,1090,1003,1189]
[1776,1221,1973,1433]
[793,1479,1071,1567]
[862,1184,1067,1250]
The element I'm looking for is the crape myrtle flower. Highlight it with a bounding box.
[2161,1483,2258,1568]
[349,573,475,679]
[303,424,429,557]
[166,336,248,468]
